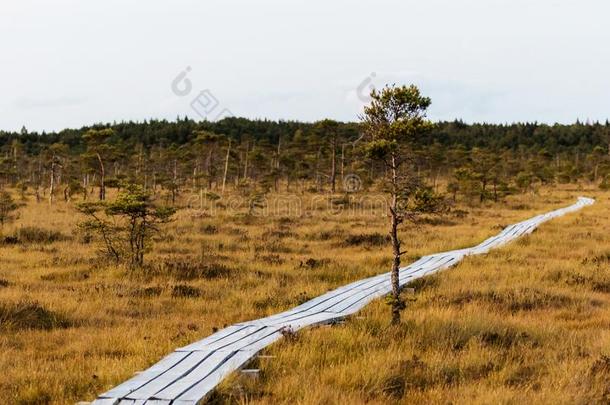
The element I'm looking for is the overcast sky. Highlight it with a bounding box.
[1,0,610,132]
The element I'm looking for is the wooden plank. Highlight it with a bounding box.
[96,352,190,400]
[176,325,256,352]
[125,352,213,400]
[171,350,255,403]
[151,351,249,400]
[178,326,259,352]
[263,311,341,330]
[325,288,384,315]
[218,328,284,353]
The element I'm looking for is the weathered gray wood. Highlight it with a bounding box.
[149,351,236,400]
[95,352,190,400]
[124,351,213,400]
[172,350,256,403]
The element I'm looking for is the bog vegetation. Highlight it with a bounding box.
[0,86,609,403]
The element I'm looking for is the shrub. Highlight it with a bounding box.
[343,232,389,247]
[261,229,294,239]
[200,224,219,235]
[590,252,610,265]
[256,254,285,265]
[77,184,175,268]
[129,286,163,298]
[590,355,610,376]
[11,226,68,244]
[300,258,330,269]
[309,228,345,241]
[254,240,292,254]
[171,284,202,298]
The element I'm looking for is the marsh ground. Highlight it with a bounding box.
[0,186,608,404]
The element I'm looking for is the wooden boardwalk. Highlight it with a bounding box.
[92,197,594,405]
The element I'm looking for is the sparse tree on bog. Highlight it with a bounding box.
[45,143,69,205]
[314,119,342,193]
[77,184,176,268]
[82,128,115,201]
[193,130,222,190]
[361,84,445,325]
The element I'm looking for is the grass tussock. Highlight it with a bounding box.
[129,286,163,298]
[0,301,73,331]
[2,226,68,245]
[171,284,202,298]
[343,232,389,247]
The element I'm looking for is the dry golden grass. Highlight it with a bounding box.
[0,186,608,404]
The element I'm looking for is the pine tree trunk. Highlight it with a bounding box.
[206,149,213,189]
[97,153,105,201]
[341,144,345,183]
[390,153,402,325]
[222,140,231,193]
[83,174,88,201]
[330,137,336,193]
[49,158,56,204]
[243,143,249,181]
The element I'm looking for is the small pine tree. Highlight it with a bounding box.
[360,84,445,325]
[77,184,175,267]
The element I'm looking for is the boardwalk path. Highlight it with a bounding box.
[93,197,594,404]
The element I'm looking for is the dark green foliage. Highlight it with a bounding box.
[77,184,175,267]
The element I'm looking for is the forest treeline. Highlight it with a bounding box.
[0,117,609,204]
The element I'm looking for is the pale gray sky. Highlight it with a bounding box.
[1,0,610,132]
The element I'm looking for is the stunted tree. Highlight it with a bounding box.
[314,119,341,193]
[193,130,222,190]
[82,128,115,201]
[222,138,232,193]
[470,147,501,202]
[588,145,608,182]
[361,84,444,325]
[45,143,68,204]
[77,184,175,268]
